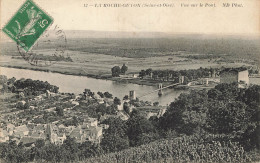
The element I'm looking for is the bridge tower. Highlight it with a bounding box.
[158,83,163,96]
[179,76,184,84]
[129,90,136,100]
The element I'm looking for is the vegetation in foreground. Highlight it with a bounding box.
[85,135,258,163]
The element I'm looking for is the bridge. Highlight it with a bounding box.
[136,83,182,98]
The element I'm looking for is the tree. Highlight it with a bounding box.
[0,75,8,84]
[97,91,104,98]
[101,118,129,152]
[123,102,130,114]
[61,136,79,161]
[107,104,119,115]
[145,68,153,76]
[104,92,113,98]
[139,70,146,78]
[24,102,30,109]
[121,64,128,74]
[113,97,121,106]
[111,66,121,77]
[7,77,16,85]
[35,139,45,149]
[83,89,94,97]
[52,86,59,93]
[79,140,102,159]
[55,106,64,116]
[127,110,159,146]
[1,83,9,93]
[72,116,79,126]
[207,101,248,134]
[123,95,129,100]
[153,102,159,106]
[160,89,208,135]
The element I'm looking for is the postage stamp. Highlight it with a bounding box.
[16,24,67,67]
[2,0,53,52]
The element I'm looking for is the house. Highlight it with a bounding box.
[20,123,66,146]
[71,100,80,106]
[92,95,104,104]
[0,129,9,142]
[58,124,66,129]
[20,137,38,147]
[53,133,66,145]
[63,126,76,136]
[34,124,47,132]
[45,107,56,112]
[84,118,98,127]
[29,106,35,110]
[30,131,46,140]
[34,95,44,101]
[103,98,114,105]
[70,127,83,143]
[220,67,249,88]
[13,125,29,138]
[46,90,56,98]
[99,124,109,130]
[45,124,67,144]
[117,111,130,121]
[6,123,15,135]
[132,74,139,78]
[83,126,103,143]
[118,103,124,110]
[16,89,25,98]
[135,106,167,119]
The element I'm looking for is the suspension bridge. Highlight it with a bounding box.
[135,82,182,99]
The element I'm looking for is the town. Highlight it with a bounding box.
[0,73,168,146]
[0,65,259,162]
[0,65,258,143]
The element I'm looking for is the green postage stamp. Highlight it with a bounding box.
[2,0,53,52]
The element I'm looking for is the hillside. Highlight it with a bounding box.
[84,135,257,163]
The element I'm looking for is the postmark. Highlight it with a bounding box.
[3,0,53,52]
[17,24,67,67]
[3,0,68,67]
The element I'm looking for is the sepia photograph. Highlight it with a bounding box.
[0,0,259,162]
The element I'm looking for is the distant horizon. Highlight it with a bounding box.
[1,30,260,42]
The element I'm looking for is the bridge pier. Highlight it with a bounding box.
[129,90,136,100]
[158,83,163,96]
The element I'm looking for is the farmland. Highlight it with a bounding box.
[1,32,259,79]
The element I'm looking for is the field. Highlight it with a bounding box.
[1,32,259,78]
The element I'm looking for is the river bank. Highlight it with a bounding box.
[0,65,166,87]
[2,64,260,89]
[0,65,208,88]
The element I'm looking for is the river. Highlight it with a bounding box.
[0,67,189,106]
[1,67,260,106]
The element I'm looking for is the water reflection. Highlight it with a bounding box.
[0,67,187,105]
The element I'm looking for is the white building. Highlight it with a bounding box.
[220,68,249,88]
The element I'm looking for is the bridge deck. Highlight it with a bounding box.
[137,83,180,98]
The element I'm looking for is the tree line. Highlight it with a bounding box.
[0,76,59,96]
[139,67,217,83]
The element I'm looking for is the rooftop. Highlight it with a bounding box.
[15,125,29,132]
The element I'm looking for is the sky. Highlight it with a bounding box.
[1,0,260,36]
